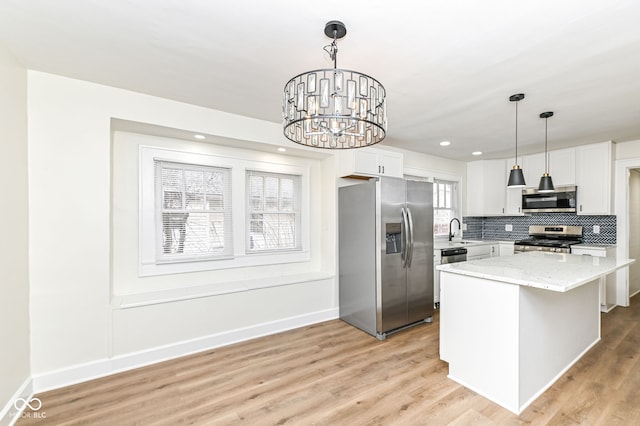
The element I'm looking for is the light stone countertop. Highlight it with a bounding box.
[570,243,616,249]
[437,251,634,292]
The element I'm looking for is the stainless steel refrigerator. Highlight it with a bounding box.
[338,177,434,340]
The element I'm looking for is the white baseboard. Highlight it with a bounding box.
[32,307,339,393]
[0,377,33,426]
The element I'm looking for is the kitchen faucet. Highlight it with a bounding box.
[449,218,461,242]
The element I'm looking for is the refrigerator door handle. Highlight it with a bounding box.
[406,207,415,267]
[401,207,408,267]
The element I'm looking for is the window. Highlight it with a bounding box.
[433,179,459,237]
[247,171,301,252]
[155,160,232,262]
[139,146,310,276]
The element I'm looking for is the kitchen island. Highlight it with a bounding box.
[437,252,634,414]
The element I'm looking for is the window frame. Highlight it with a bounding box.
[246,170,302,254]
[139,146,310,276]
[154,160,233,263]
[433,179,460,240]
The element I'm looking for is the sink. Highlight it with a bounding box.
[450,240,482,245]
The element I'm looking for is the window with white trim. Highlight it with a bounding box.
[139,146,310,276]
[155,160,232,262]
[433,179,459,237]
[247,171,301,252]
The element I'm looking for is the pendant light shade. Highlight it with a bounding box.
[538,111,555,193]
[538,174,555,192]
[507,94,526,188]
[508,166,526,187]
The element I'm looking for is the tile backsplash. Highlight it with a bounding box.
[462,213,616,245]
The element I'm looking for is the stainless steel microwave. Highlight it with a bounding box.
[521,185,577,213]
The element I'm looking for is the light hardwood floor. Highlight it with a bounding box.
[17,297,640,425]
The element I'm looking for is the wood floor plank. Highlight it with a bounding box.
[17,297,640,425]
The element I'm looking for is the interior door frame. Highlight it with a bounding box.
[614,157,640,307]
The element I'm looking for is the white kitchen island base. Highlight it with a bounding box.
[440,271,600,414]
[437,252,634,415]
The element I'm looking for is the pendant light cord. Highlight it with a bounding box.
[515,100,519,163]
[544,117,549,173]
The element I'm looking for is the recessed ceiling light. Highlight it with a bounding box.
[194,134,206,140]
[472,151,483,156]
[440,141,451,146]
[277,147,287,152]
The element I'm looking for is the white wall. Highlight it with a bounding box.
[110,130,330,354]
[401,149,467,179]
[27,71,337,388]
[0,45,31,420]
[26,70,467,391]
[616,139,640,159]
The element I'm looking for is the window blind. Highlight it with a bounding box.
[246,170,301,252]
[155,160,233,262]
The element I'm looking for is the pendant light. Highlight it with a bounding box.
[507,93,526,187]
[282,20,387,149]
[538,111,555,193]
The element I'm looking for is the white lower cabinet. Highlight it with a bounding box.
[466,244,493,261]
[571,245,617,312]
[499,242,514,256]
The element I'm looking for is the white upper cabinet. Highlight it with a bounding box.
[522,149,576,188]
[548,147,576,186]
[338,147,403,178]
[483,159,507,215]
[466,159,522,216]
[521,153,545,188]
[465,142,612,217]
[466,160,486,216]
[575,141,613,215]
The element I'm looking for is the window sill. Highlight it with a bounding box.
[112,271,334,309]
[140,250,310,276]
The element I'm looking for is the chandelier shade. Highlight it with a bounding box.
[282,21,387,149]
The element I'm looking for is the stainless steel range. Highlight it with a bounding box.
[514,225,583,253]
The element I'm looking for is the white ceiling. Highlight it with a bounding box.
[1,0,639,161]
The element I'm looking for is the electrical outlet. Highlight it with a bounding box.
[462,223,468,231]
[505,224,513,232]
[593,225,600,234]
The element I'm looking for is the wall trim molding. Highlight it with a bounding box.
[32,307,339,394]
[0,377,33,426]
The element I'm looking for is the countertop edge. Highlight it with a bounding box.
[437,255,635,293]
